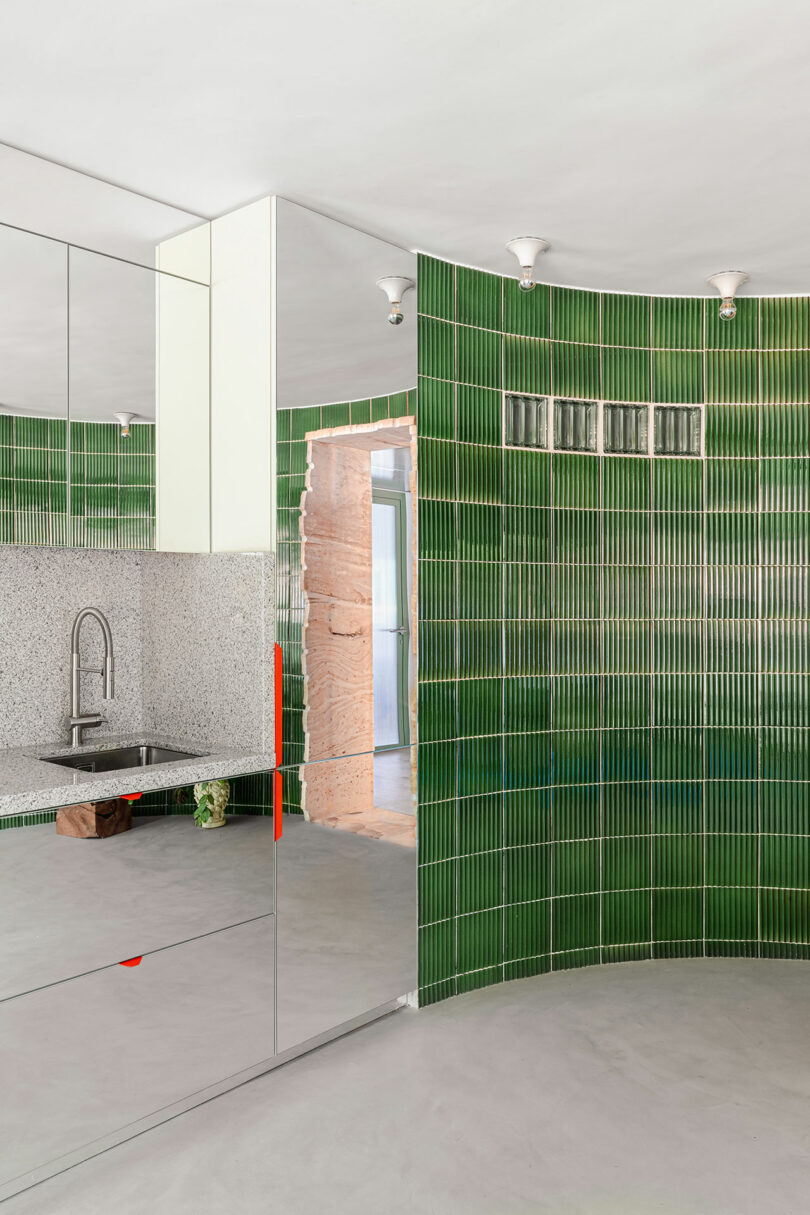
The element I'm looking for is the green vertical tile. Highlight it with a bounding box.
[705,296,758,350]
[457,385,501,446]
[652,351,703,403]
[503,279,550,339]
[552,343,600,399]
[456,266,501,331]
[652,297,703,349]
[602,294,650,347]
[602,347,651,402]
[456,325,502,389]
[551,287,599,344]
[418,377,454,440]
[760,351,810,404]
[418,316,453,380]
[418,254,454,321]
[503,336,552,395]
[760,297,810,349]
[705,351,758,404]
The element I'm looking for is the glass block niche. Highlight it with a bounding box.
[504,393,547,449]
[604,404,648,455]
[653,405,701,457]
[554,399,597,453]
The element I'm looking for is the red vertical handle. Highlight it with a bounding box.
[274,643,283,841]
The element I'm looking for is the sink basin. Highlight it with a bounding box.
[41,745,201,773]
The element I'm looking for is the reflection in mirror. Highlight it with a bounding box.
[0,775,275,1190]
[274,200,418,1055]
[68,248,157,550]
[0,225,68,546]
[276,746,416,1053]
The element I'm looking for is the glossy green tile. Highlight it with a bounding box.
[457,385,501,446]
[552,344,600,400]
[652,297,703,349]
[602,348,651,403]
[503,448,549,506]
[705,350,758,403]
[552,452,599,509]
[505,900,550,963]
[760,297,810,350]
[705,403,758,457]
[760,351,810,404]
[602,293,650,348]
[652,888,702,941]
[417,377,453,439]
[458,850,502,914]
[503,336,552,395]
[551,287,599,344]
[418,254,454,321]
[552,893,599,952]
[457,908,503,972]
[603,836,651,891]
[418,316,453,380]
[503,279,550,339]
[761,404,810,457]
[456,266,501,330]
[603,891,651,947]
[456,325,501,390]
[602,729,650,784]
[705,296,759,351]
[652,353,703,404]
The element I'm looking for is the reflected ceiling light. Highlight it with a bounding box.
[376,276,415,326]
[707,270,749,321]
[506,236,551,292]
[114,411,136,438]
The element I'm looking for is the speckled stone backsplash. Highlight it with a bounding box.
[0,548,274,752]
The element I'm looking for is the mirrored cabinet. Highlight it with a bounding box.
[0,194,418,1199]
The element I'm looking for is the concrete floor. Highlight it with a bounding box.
[5,959,810,1214]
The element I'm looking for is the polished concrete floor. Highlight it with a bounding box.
[5,959,810,1214]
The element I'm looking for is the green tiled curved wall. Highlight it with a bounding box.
[416,254,810,1005]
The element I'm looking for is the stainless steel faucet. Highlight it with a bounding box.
[68,607,115,746]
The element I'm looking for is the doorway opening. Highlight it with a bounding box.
[298,416,416,846]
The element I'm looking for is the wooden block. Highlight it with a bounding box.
[56,799,133,839]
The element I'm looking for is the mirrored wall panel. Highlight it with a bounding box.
[0,219,210,553]
[274,200,418,1051]
[276,746,416,1053]
[0,225,68,545]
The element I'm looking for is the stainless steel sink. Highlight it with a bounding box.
[41,745,200,773]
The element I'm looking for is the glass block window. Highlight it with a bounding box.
[554,399,597,453]
[504,394,548,449]
[653,406,701,457]
[604,404,649,454]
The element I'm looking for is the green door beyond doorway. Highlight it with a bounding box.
[372,488,410,749]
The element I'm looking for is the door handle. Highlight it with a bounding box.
[382,627,408,634]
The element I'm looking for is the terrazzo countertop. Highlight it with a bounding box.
[0,733,276,818]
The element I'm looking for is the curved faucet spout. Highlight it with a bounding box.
[69,607,115,746]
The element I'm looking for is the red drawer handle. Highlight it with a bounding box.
[274,643,283,840]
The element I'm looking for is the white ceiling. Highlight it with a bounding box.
[0,0,809,296]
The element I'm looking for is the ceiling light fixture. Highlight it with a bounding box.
[376,276,415,326]
[114,411,136,438]
[506,237,551,292]
[707,270,749,321]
